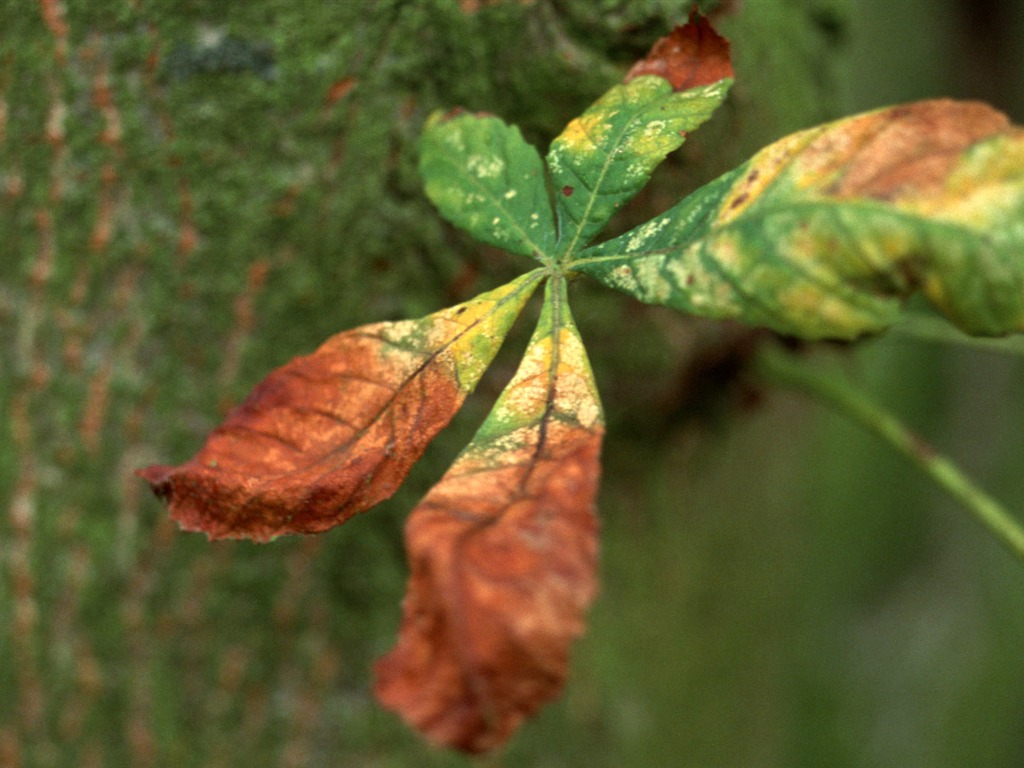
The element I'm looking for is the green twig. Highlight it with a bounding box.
[754,344,1024,565]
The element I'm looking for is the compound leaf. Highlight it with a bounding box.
[138,271,543,541]
[575,100,1024,339]
[374,277,604,753]
[421,110,556,261]
[548,12,733,259]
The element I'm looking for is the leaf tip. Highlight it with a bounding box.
[625,10,734,92]
[136,464,173,498]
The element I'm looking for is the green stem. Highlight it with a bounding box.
[754,345,1024,565]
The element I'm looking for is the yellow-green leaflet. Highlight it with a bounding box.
[547,75,732,260]
[575,100,1024,339]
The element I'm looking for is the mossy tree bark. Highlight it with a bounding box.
[1,1,848,764]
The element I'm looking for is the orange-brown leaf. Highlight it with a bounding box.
[374,278,603,753]
[624,10,733,92]
[138,273,540,541]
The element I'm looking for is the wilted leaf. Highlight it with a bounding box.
[420,110,556,261]
[138,272,542,541]
[574,100,1024,339]
[547,12,733,257]
[374,277,604,753]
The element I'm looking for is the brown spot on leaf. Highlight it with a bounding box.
[561,185,574,197]
[813,100,1011,200]
[729,191,749,209]
[625,10,733,92]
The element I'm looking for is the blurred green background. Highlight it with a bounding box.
[2,1,1023,766]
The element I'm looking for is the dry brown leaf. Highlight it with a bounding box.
[138,274,540,541]
[374,280,603,752]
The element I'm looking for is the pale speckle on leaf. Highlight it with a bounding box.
[467,154,505,179]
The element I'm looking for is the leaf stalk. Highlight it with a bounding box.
[754,344,1024,565]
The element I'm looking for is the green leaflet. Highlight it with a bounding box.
[574,100,1024,339]
[420,111,556,261]
[548,75,732,260]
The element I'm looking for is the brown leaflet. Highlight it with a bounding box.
[374,278,604,753]
[624,9,733,92]
[138,273,540,541]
